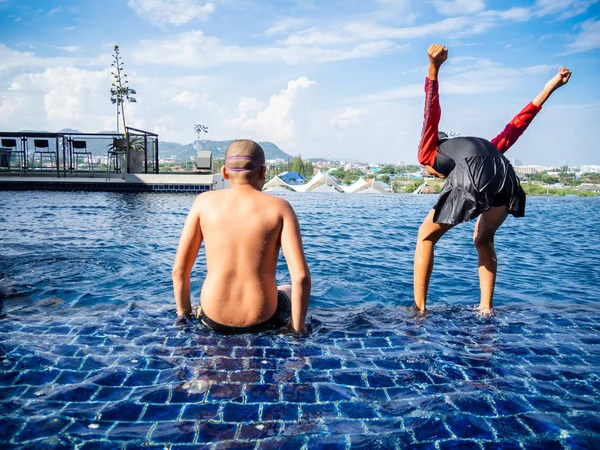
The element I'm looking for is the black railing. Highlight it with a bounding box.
[0,129,160,176]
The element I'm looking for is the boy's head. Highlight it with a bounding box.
[222,139,267,188]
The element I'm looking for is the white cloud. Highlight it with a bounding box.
[330,107,367,128]
[127,0,216,27]
[230,77,315,147]
[356,59,556,102]
[562,18,600,54]
[265,17,306,35]
[534,0,599,19]
[433,0,486,16]
[133,30,396,67]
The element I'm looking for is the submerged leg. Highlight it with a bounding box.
[473,206,509,310]
[413,209,453,310]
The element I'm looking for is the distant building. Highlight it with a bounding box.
[581,165,600,173]
[513,165,546,175]
[278,171,306,185]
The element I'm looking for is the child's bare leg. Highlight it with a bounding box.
[414,210,453,310]
[473,206,509,310]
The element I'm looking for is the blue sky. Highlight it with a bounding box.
[0,0,599,165]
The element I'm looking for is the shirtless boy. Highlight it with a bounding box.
[172,139,311,334]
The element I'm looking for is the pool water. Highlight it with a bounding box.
[0,192,599,449]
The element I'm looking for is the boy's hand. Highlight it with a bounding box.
[428,44,448,68]
[546,67,571,91]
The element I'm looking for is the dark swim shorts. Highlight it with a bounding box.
[197,291,291,335]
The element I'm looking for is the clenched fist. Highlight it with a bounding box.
[428,44,448,68]
[545,67,572,91]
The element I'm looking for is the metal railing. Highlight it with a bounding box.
[0,129,160,177]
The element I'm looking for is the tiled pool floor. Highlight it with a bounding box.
[1,304,599,449]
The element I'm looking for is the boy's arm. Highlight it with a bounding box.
[280,201,310,333]
[491,67,571,153]
[172,197,203,317]
[418,44,447,169]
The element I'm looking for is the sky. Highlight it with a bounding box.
[0,0,599,165]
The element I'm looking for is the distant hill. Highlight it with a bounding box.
[161,140,293,161]
[34,130,294,161]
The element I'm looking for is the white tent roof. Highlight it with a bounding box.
[264,185,295,193]
[342,177,368,193]
[295,171,344,193]
[263,175,296,192]
[356,179,389,194]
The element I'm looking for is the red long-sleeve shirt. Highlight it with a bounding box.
[417,77,542,167]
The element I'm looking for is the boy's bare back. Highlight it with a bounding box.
[172,140,310,333]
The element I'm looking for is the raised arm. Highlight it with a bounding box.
[172,197,203,317]
[280,201,310,333]
[491,67,572,153]
[418,44,447,169]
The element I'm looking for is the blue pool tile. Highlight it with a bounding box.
[230,370,261,383]
[91,370,128,387]
[311,357,343,370]
[93,386,133,402]
[150,421,197,444]
[234,347,264,358]
[79,357,108,371]
[263,369,296,384]
[181,403,220,420]
[145,357,174,370]
[245,384,280,403]
[100,401,144,421]
[487,416,532,441]
[526,395,569,413]
[566,413,600,434]
[214,358,244,371]
[493,394,532,415]
[0,371,19,386]
[520,412,571,437]
[521,440,564,450]
[123,369,158,386]
[195,421,237,443]
[446,414,494,440]
[206,383,244,402]
[483,442,523,450]
[563,433,600,450]
[306,435,347,449]
[47,384,97,402]
[61,403,104,421]
[437,439,482,450]
[302,403,339,420]
[142,404,183,421]
[55,357,83,371]
[318,384,355,402]
[137,387,170,403]
[332,371,365,387]
[262,403,300,422]
[363,418,404,434]
[338,402,378,419]
[404,416,451,442]
[0,417,23,441]
[354,387,389,402]
[109,422,155,441]
[377,400,415,418]
[222,403,259,422]
[264,348,292,359]
[16,369,61,386]
[293,346,324,357]
[451,395,495,416]
[239,422,280,440]
[298,369,331,383]
[348,433,405,449]
[280,420,327,436]
[367,372,396,388]
[282,384,317,403]
[15,417,71,442]
[326,420,365,435]
[63,419,109,440]
[170,388,207,404]
[256,436,307,449]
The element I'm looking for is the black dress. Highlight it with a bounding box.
[432,136,526,225]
